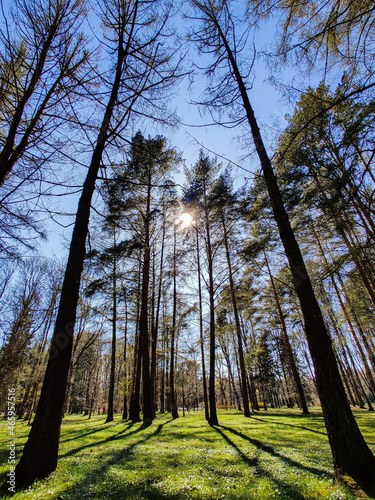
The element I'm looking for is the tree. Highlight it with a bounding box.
[194,215,209,419]
[170,219,180,419]
[0,0,89,186]
[103,132,180,424]
[184,151,221,425]
[188,0,375,491]
[13,0,181,486]
[126,132,179,425]
[210,171,251,417]
[246,0,375,87]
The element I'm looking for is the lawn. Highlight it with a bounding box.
[1,408,374,499]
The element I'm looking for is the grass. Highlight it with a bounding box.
[0,408,374,499]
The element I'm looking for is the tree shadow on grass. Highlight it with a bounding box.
[54,419,179,500]
[212,425,307,499]
[59,422,142,459]
[217,424,328,477]
[59,421,136,445]
[250,416,327,436]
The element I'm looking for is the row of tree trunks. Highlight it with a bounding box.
[263,250,309,414]
[193,1,375,490]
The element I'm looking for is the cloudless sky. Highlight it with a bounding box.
[36,2,293,260]
[150,9,292,189]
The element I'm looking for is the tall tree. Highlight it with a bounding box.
[170,220,179,419]
[188,0,375,491]
[184,151,221,424]
[211,171,250,417]
[194,220,209,420]
[0,0,89,186]
[13,0,181,486]
[108,132,180,424]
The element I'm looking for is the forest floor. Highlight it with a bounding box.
[0,408,374,499]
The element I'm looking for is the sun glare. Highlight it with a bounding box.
[179,212,193,228]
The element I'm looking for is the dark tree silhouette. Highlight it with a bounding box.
[13,0,181,486]
[188,0,375,492]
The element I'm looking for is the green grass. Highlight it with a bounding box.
[1,408,374,499]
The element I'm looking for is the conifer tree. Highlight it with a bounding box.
[188,0,375,490]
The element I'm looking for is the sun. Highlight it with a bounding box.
[179,212,193,228]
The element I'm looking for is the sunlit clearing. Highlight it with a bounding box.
[179,213,193,228]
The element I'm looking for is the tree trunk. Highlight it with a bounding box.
[106,243,117,423]
[195,225,209,421]
[206,215,218,425]
[240,314,259,411]
[216,21,375,489]
[222,216,250,417]
[122,292,128,420]
[160,317,166,413]
[13,16,135,485]
[170,225,179,419]
[139,177,153,425]
[129,257,142,422]
[151,213,166,417]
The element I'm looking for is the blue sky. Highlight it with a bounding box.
[36,2,293,260]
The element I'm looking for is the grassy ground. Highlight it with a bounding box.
[0,408,374,499]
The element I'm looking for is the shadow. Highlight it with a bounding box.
[59,422,144,458]
[59,421,136,444]
[218,424,328,477]
[212,425,307,499]
[55,419,177,500]
[3,419,175,498]
[250,416,327,436]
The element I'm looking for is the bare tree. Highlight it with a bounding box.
[187,0,375,493]
[13,0,183,487]
[0,0,91,258]
[0,0,89,186]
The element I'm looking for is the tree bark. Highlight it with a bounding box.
[212,13,375,489]
[13,8,136,484]
[195,225,209,421]
[222,216,250,416]
[170,224,179,419]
